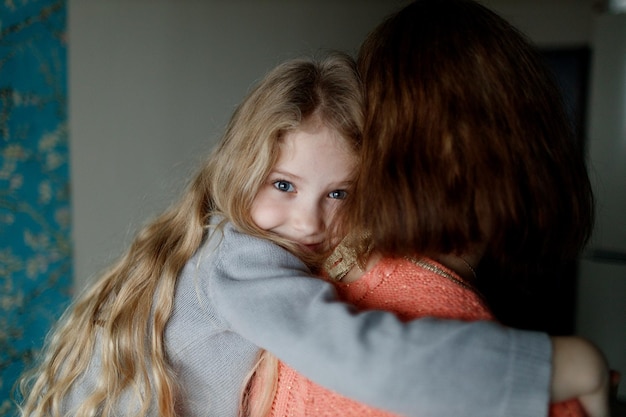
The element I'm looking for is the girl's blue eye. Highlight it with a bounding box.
[273,180,295,193]
[329,190,348,200]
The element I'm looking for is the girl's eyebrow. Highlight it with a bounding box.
[268,170,302,181]
[325,179,355,189]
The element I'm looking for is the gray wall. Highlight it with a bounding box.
[69,0,405,289]
[68,0,593,289]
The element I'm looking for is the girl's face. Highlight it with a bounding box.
[251,119,356,253]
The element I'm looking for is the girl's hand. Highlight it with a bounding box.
[551,336,610,417]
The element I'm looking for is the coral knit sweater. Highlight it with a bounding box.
[268,257,585,417]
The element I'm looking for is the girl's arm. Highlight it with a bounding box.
[208,223,554,417]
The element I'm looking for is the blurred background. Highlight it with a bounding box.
[1,0,624,414]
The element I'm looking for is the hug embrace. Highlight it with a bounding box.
[19,1,612,416]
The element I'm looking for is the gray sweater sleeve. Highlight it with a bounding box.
[209,223,552,417]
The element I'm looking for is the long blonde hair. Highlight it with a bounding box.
[18,52,362,417]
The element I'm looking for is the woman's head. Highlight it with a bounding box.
[200,53,362,256]
[351,0,593,268]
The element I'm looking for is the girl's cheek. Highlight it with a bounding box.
[328,235,343,250]
[325,202,350,248]
[325,221,345,249]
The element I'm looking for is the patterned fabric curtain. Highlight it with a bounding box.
[0,1,70,414]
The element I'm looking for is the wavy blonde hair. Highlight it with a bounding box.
[18,52,362,417]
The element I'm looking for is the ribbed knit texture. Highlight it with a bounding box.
[269,257,585,417]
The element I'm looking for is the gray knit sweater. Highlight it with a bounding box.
[65,221,552,416]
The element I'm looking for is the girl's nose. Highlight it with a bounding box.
[293,203,324,236]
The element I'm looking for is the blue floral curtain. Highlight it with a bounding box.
[0,1,70,414]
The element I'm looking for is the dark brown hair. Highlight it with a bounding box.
[349,0,594,329]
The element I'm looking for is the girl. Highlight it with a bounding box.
[20,53,585,417]
[254,1,612,417]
